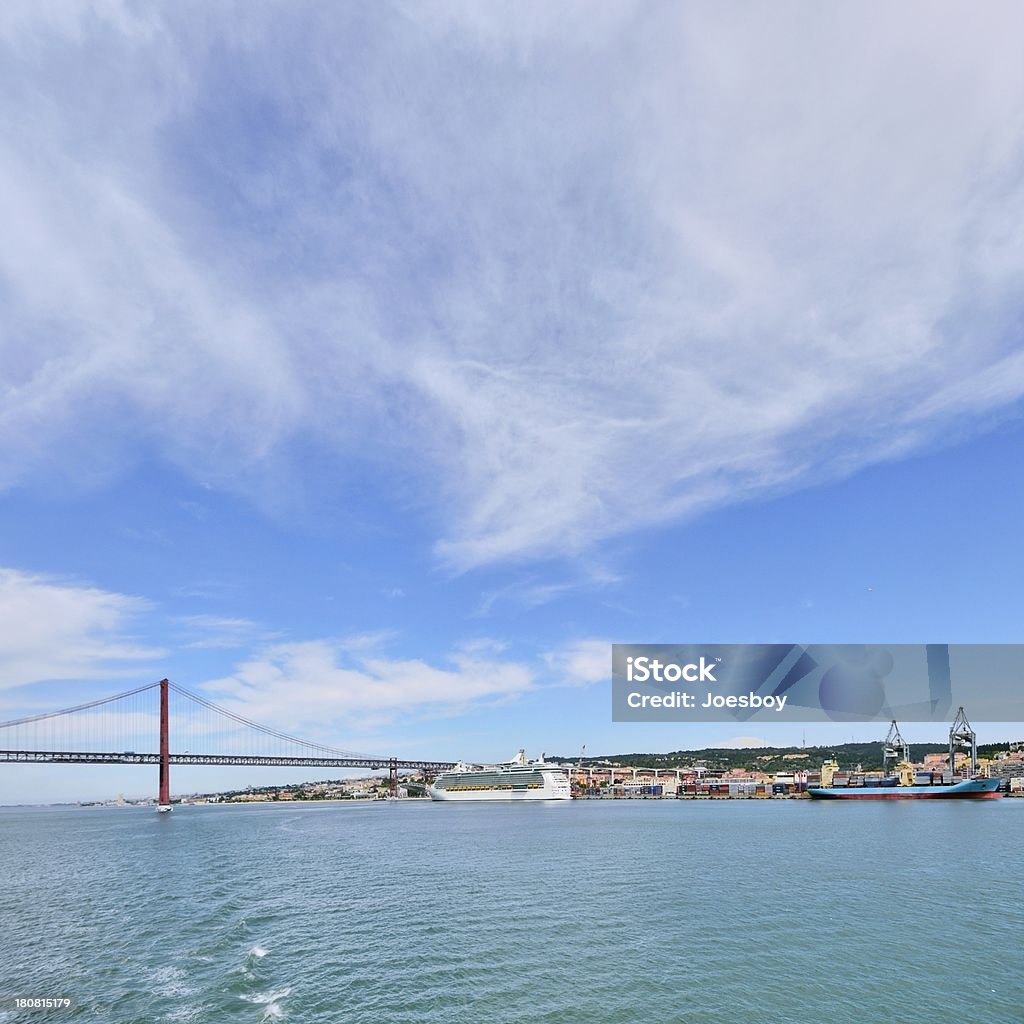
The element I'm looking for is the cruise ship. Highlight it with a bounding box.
[428,750,572,801]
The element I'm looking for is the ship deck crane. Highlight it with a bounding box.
[949,706,978,776]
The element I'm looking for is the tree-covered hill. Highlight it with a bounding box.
[550,741,1011,774]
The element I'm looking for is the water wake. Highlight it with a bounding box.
[240,987,291,1005]
[152,965,194,998]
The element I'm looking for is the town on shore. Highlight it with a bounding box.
[565,737,1024,798]
[77,738,1024,808]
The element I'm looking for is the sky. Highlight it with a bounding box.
[2,2,1023,802]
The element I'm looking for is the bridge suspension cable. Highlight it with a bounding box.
[166,681,378,760]
[0,681,161,729]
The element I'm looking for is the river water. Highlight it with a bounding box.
[3,798,1022,1023]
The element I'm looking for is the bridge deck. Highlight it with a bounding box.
[0,750,455,772]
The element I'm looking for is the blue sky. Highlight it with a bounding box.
[2,3,1023,802]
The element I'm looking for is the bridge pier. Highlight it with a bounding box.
[388,757,398,795]
[158,679,171,812]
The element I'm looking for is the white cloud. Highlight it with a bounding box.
[719,736,771,749]
[200,639,535,741]
[0,568,162,690]
[544,639,610,688]
[2,4,1024,567]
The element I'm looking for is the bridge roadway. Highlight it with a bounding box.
[0,750,457,773]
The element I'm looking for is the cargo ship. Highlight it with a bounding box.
[428,749,571,801]
[808,710,1003,800]
[807,776,1002,799]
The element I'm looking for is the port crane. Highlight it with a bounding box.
[949,706,978,776]
[882,719,910,778]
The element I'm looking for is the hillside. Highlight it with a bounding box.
[551,741,1011,774]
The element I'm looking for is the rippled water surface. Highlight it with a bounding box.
[3,798,1022,1023]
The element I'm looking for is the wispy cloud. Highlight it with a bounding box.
[0,568,162,690]
[3,4,1024,568]
[475,566,621,616]
[175,615,271,651]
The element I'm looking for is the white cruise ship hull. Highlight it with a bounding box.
[428,752,572,801]
[428,778,571,802]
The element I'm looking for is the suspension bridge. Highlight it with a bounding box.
[0,679,456,809]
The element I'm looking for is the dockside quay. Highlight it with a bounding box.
[565,741,1024,799]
